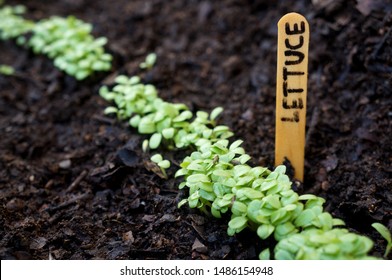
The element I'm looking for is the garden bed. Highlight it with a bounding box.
[0,0,391,259]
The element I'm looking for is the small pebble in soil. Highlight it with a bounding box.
[6,198,25,211]
[122,231,135,245]
[29,237,47,250]
[58,159,72,169]
[321,154,339,172]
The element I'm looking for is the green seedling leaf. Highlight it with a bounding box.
[231,147,245,155]
[274,165,286,174]
[211,206,222,218]
[149,133,162,149]
[275,249,293,260]
[213,125,230,134]
[151,154,163,163]
[229,140,243,151]
[129,76,141,85]
[228,216,248,231]
[187,162,205,172]
[275,222,296,237]
[294,208,316,228]
[212,169,232,178]
[215,198,232,208]
[259,248,270,260]
[178,199,188,208]
[158,160,170,169]
[251,166,268,177]
[332,218,345,226]
[104,106,118,114]
[238,154,251,164]
[231,201,248,215]
[129,115,141,127]
[162,127,175,139]
[199,189,215,201]
[278,236,302,254]
[174,168,188,178]
[233,165,251,177]
[372,222,392,258]
[236,175,254,186]
[283,204,297,211]
[142,139,149,152]
[323,244,340,255]
[271,208,289,225]
[317,212,333,231]
[227,227,236,236]
[178,182,186,189]
[99,86,112,100]
[236,188,264,200]
[173,110,192,122]
[140,53,157,69]
[257,224,275,240]
[210,107,224,121]
[138,118,156,134]
[260,180,277,192]
[187,174,210,183]
[298,194,318,201]
[0,64,15,75]
[188,197,199,208]
[264,194,281,209]
[114,75,128,84]
[198,182,213,192]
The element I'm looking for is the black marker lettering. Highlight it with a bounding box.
[283,81,304,97]
[281,111,300,122]
[282,97,304,109]
[285,36,304,50]
[284,50,305,65]
[283,67,304,80]
[285,22,305,35]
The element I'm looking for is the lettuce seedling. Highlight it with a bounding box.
[372,222,392,258]
[0,64,15,76]
[139,53,157,70]
[151,154,170,179]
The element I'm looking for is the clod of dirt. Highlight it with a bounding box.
[192,238,208,254]
[115,147,139,168]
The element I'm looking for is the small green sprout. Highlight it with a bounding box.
[151,154,170,179]
[139,53,157,70]
[0,64,15,76]
[372,222,392,258]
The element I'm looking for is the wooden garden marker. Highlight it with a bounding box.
[275,12,309,181]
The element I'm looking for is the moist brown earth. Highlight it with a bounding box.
[0,0,391,259]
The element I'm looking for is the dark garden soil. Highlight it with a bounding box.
[0,0,391,260]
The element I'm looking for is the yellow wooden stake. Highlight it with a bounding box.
[275,12,309,181]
